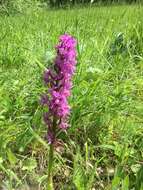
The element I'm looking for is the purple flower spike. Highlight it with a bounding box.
[41,34,77,144]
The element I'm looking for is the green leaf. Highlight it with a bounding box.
[0,157,3,164]
[122,176,129,190]
[73,152,85,190]
[7,149,18,165]
[112,176,120,190]
[73,168,85,190]
[22,158,37,172]
[135,165,143,190]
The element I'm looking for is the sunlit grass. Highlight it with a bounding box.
[0,4,143,189]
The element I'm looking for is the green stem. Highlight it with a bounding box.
[47,117,57,190]
[47,143,54,190]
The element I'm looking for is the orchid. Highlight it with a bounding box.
[41,34,77,189]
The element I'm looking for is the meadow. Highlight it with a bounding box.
[0,4,143,190]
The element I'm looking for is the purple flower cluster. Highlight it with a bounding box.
[41,34,77,144]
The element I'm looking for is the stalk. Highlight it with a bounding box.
[47,143,54,190]
[47,118,56,190]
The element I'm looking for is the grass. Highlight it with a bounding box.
[0,4,143,190]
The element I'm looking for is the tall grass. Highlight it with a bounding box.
[0,4,143,189]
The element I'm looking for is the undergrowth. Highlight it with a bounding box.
[0,4,143,190]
